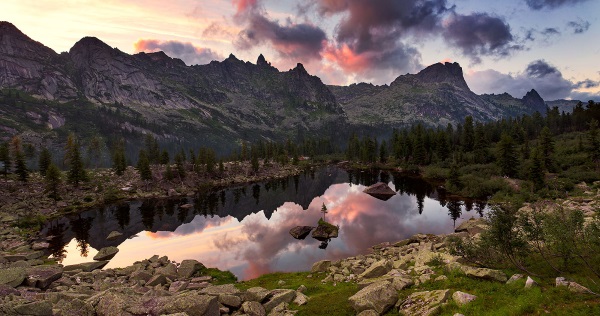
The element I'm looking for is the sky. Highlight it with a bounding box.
[1,0,599,101]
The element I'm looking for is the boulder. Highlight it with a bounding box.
[130,270,152,282]
[0,267,25,287]
[219,294,242,308]
[169,281,189,293]
[348,280,398,314]
[25,266,63,289]
[357,310,379,316]
[360,259,392,279]
[363,182,396,201]
[297,285,307,293]
[398,289,451,316]
[525,276,539,289]
[289,226,314,240]
[462,266,507,282]
[158,293,219,316]
[55,298,95,316]
[242,287,270,302]
[177,259,205,278]
[506,274,524,284]
[146,274,167,286]
[64,261,109,272]
[93,247,119,261]
[201,284,240,296]
[0,284,19,297]
[454,218,487,235]
[312,221,339,241]
[452,291,477,306]
[293,292,309,306]
[263,289,296,312]
[13,300,53,316]
[311,260,331,273]
[106,231,123,241]
[242,301,266,316]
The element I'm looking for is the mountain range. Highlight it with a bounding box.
[0,21,554,152]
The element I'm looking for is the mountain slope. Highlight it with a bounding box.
[329,62,547,129]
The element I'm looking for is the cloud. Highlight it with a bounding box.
[133,39,221,65]
[567,20,591,34]
[442,13,522,63]
[541,27,561,36]
[466,59,600,101]
[525,0,590,10]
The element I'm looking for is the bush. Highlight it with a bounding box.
[422,165,449,180]
[459,175,509,198]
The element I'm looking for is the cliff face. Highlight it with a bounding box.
[0,22,550,149]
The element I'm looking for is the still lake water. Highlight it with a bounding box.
[41,166,487,280]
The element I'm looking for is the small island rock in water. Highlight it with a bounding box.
[363,182,396,201]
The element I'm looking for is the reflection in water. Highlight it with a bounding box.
[42,167,487,280]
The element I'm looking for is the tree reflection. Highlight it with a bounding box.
[113,203,130,229]
[252,184,260,205]
[447,200,463,227]
[70,215,93,257]
[46,221,67,261]
[139,200,156,229]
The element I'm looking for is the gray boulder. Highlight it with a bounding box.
[525,276,539,289]
[14,300,53,316]
[263,289,296,312]
[348,280,397,314]
[398,289,451,316]
[93,247,119,261]
[106,231,123,241]
[363,182,396,201]
[177,260,205,278]
[452,291,477,306]
[201,284,241,296]
[158,293,219,316]
[289,226,314,240]
[462,266,507,282]
[64,261,109,272]
[0,267,25,287]
[311,260,331,273]
[242,286,270,302]
[25,266,62,289]
[242,301,266,316]
[360,259,392,279]
[506,274,524,284]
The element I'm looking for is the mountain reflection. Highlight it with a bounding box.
[42,167,486,280]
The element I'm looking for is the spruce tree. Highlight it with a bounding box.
[529,146,545,190]
[538,126,555,171]
[0,142,10,177]
[45,163,62,200]
[174,151,186,179]
[137,150,152,181]
[66,135,87,186]
[462,116,475,152]
[496,133,519,177]
[14,151,28,182]
[160,150,170,165]
[447,163,461,191]
[588,119,600,167]
[251,150,260,172]
[112,140,127,176]
[379,140,388,163]
[38,147,52,175]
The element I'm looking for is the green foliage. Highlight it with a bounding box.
[136,149,152,181]
[528,146,545,190]
[496,133,519,177]
[14,213,47,231]
[588,119,600,166]
[14,151,28,182]
[446,163,461,191]
[44,163,62,200]
[112,139,127,176]
[0,142,10,176]
[65,134,88,186]
[164,164,174,181]
[38,147,52,175]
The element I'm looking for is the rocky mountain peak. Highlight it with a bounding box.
[522,89,546,113]
[142,51,186,68]
[0,21,56,58]
[414,62,469,89]
[69,36,112,54]
[291,63,309,76]
[256,54,267,66]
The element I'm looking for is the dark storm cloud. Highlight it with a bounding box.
[567,20,591,34]
[234,0,327,61]
[525,0,590,10]
[442,12,522,63]
[526,59,559,77]
[467,59,599,101]
[133,39,221,65]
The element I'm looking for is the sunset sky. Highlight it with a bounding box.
[1,0,599,101]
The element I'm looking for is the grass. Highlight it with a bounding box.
[237,272,358,316]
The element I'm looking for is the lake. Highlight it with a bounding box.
[41,166,487,280]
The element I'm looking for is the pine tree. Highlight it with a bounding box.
[496,133,519,177]
[538,126,555,171]
[251,150,260,172]
[160,150,170,165]
[379,140,388,163]
[219,159,224,174]
[112,139,127,176]
[137,150,152,181]
[174,151,186,180]
[38,147,52,175]
[15,151,28,182]
[0,142,10,177]
[588,119,600,168]
[66,135,87,186]
[320,203,328,221]
[206,148,216,174]
[447,163,461,191]
[462,116,475,151]
[164,164,174,181]
[529,146,545,190]
[45,163,62,200]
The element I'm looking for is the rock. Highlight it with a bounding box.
[360,259,392,279]
[293,292,309,306]
[348,280,397,314]
[31,241,50,250]
[556,277,570,287]
[506,274,524,284]
[157,263,179,279]
[263,289,296,312]
[13,300,53,316]
[0,267,25,287]
[289,226,313,239]
[363,182,396,201]
[357,310,379,316]
[169,281,189,293]
[191,276,212,283]
[243,287,270,302]
[130,270,152,282]
[106,231,123,241]
[311,221,339,241]
[434,275,448,282]
[392,276,414,291]
[297,285,307,293]
[242,301,266,316]
[462,266,507,282]
[277,280,286,286]
[452,291,477,306]
[219,294,242,308]
[454,218,487,235]
[398,289,451,316]
[177,259,205,278]
[25,266,62,289]
[146,274,167,286]
[201,284,241,296]
[180,204,193,209]
[267,302,293,316]
[55,298,95,316]
[168,189,177,197]
[93,247,119,261]
[64,261,109,272]
[311,260,331,273]
[0,284,19,297]
[159,293,219,316]
[525,276,539,289]
[568,282,593,294]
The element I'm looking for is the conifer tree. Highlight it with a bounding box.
[38,147,52,175]
[496,133,519,177]
[219,159,225,174]
[320,203,328,221]
[164,164,174,181]
[45,163,62,200]
[447,163,461,191]
[379,140,388,163]
[174,151,186,179]
[137,150,152,181]
[529,146,545,190]
[462,116,475,151]
[538,126,555,171]
[66,134,87,186]
[588,119,600,168]
[0,142,10,177]
[14,151,28,182]
[160,150,170,165]
[112,142,127,176]
[251,149,260,172]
